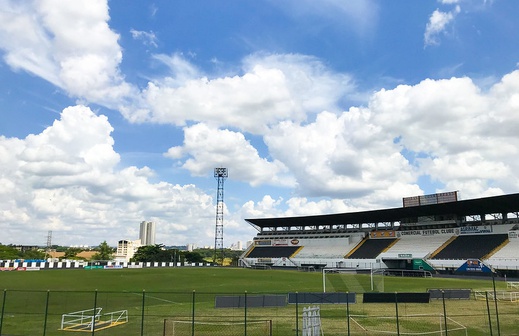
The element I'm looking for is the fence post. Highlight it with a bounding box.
[295,292,299,336]
[191,290,196,336]
[394,292,400,336]
[0,289,6,336]
[43,290,50,336]
[441,290,448,336]
[141,290,146,336]
[492,272,501,336]
[244,291,247,336]
[91,289,98,336]
[485,291,493,336]
[346,292,350,336]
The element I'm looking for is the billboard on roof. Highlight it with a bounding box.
[403,191,458,207]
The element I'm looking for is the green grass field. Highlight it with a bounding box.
[0,267,517,335]
[0,267,507,292]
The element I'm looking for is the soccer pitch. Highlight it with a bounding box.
[0,268,516,335]
[0,267,504,292]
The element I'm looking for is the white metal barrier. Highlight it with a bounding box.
[61,308,102,331]
[302,306,322,336]
[507,281,519,289]
[474,290,519,302]
[61,307,128,331]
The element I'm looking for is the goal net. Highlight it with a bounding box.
[322,268,384,293]
[163,319,272,336]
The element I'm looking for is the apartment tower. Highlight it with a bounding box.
[139,221,156,246]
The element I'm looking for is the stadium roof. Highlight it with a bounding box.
[245,193,519,229]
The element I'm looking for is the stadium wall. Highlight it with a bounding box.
[0,260,212,271]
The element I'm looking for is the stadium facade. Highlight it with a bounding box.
[240,192,519,277]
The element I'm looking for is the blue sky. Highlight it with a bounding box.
[1,0,519,248]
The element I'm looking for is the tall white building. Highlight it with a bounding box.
[139,221,156,246]
[114,239,141,262]
[229,241,244,250]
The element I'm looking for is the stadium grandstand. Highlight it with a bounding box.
[240,192,519,277]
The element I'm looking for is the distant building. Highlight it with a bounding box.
[229,241,244,250]
[139,221,156,246]
[11,245,40,252]
[114,239,141,262]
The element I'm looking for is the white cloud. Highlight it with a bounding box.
[368,72,519,198]
[151,53,202,86]
[165,123,295,187]
[0,0,134,106]
[424,6,461,46]
[1,0,519,246]
[122,53,355,134]
[264,110,421,201]
[160,66,519,213]
[130,29,158,48]
[272,0,379,37]
[245,71,519,210]
[0,105,222,246]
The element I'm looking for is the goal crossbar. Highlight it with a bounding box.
[322,267,385,292]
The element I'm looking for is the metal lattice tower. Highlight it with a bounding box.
[213,168,228,264]
[46,231,52,258]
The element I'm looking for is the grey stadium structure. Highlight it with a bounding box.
[240,192,519,277]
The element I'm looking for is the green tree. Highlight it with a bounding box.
[183,251,204,263]
[132,244,161,262]
[63,247,83,260]
[21,249,46,260]
[91,241,114,261]
[132,244,180,262]
[0,245,21,260]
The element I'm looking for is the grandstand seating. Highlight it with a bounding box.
[245,246,301,258]
[431,234,509,260]
[294,236,363,258]
[346,238,396,259]
[487,233,519,260]
[242,193,519,275]
[381,234,453,258]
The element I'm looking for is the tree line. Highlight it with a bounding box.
[1,242,244,265]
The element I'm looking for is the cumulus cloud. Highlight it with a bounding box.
[0,105,235,246]
[0,0,134,106]
[1,0,519,245]
[368,72,519,198]
[122,53,355,134]
[160,68,519,214]
[165,123,295,187]
[424,6,460,46]
[264,110,421,203]
[243,71,519,210]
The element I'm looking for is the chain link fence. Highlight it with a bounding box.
[0,289,517,335]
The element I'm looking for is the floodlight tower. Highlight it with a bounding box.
[46,231,52,259]
[213,167,228,265]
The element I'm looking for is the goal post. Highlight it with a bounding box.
[163,319,272,336]
[322,267,385,293]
